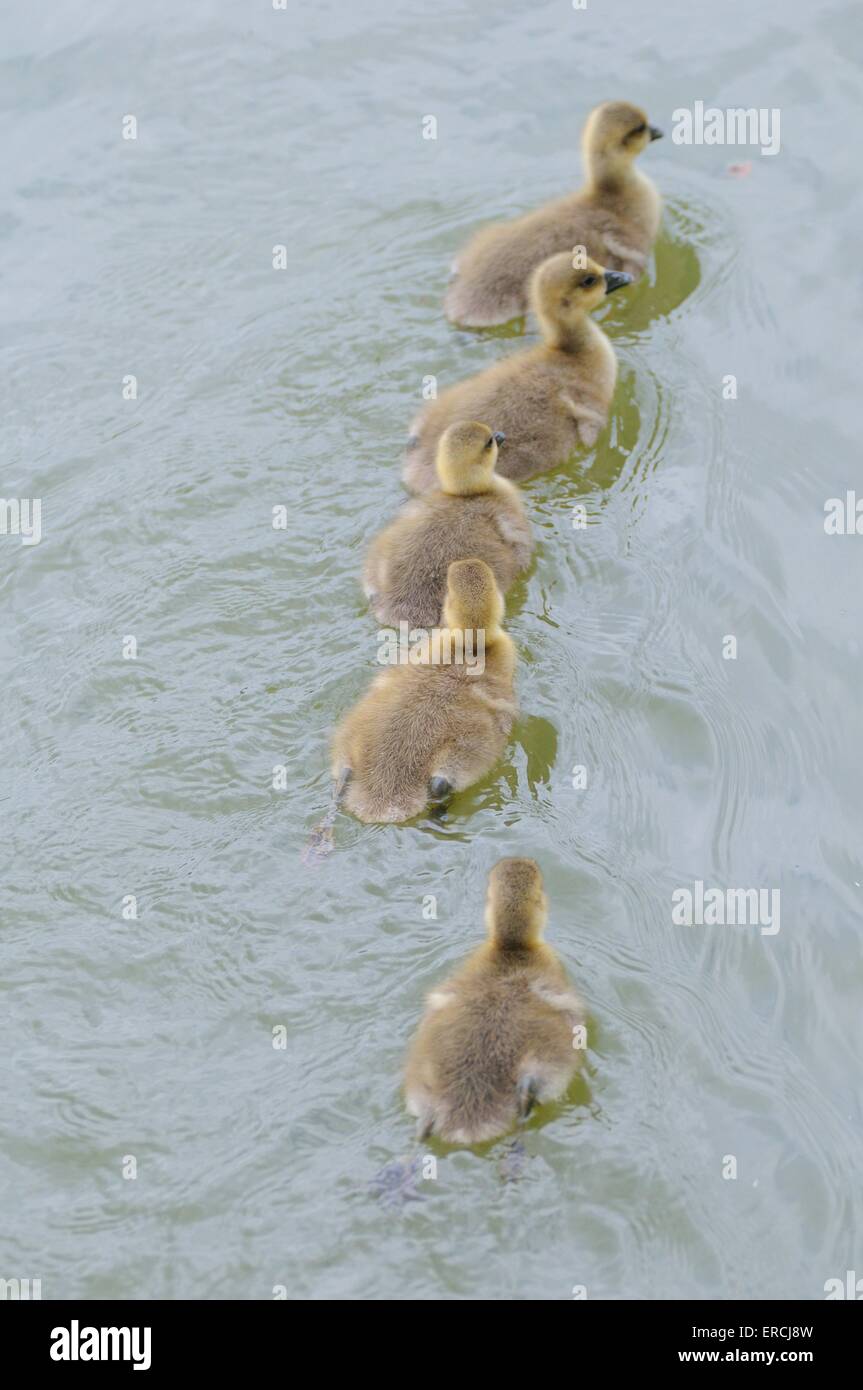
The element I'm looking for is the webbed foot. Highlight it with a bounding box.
[369,1155,425,1208]
[301,823,335,864]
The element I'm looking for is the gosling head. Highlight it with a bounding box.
[583,100,663,182]
[529,251,632,346]
[435,421,507,496]
[442,558,504,639]
[485,857,548,950]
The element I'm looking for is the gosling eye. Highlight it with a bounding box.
[628,122,647,139]
[580,275,597,288]
[483,437,494,450]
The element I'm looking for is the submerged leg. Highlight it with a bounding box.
[499,1077,539,1183]
[301,767,351,864]
[498,1137,528,1183]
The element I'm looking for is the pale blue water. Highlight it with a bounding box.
[2,0,861,1300]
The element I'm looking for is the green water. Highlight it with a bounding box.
[2,0,861,1300]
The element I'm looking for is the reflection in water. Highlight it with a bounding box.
[459,198,706,343]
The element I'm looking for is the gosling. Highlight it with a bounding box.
[405,252,630,492]
[445,100,662,327]
[364,421,533,629]
[331,559,516,823]
[404,858,586,1145]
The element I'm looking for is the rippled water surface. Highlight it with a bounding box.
[3,0,862,1300]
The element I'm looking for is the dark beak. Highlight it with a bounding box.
[649,125,663,141]
[493,432,506,446]
[603,270,633,295]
